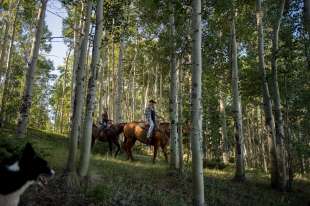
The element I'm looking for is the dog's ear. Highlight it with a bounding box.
[22,143,36,158]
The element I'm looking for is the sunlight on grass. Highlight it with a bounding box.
[1,126,310,206]
[92,153,168,170]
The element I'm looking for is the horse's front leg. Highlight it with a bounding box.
[91,135,96,149]
[108,139,113,156]
[125,138,136,161]
[161,145,168,163]
[153,144,159,164]
[114,139,121,157]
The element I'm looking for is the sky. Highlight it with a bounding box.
[44,0,68,123]
[45,0,68,70]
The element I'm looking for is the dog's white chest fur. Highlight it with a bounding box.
[0,181,34,206]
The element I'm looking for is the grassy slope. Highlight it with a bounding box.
[0,126,309,206]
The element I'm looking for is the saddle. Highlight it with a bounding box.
[140,123,157,142]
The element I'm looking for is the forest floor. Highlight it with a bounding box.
[0,126,309,206]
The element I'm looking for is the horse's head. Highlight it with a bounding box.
[114,122,126,134]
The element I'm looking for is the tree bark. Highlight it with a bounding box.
[60,48,72,133]
[219,91,229,164]
[98,42,109,121]
[169,0,179,170]
[305,0,310,32]
[78,0,104,177]
[271,0,287,191]
[115,38,124,123]
[178,65,184,172]
[304,0,310,68]
[230,10,246,181]
[0,20,9,81]
[131,46,137,121]
[66,0,92,174]
[191,0,205,205]
[16,0,48,138]
[256,0,279,188]
[71,4,84,112]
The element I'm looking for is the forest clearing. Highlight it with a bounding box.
[1,126,309,206]
[0,0,309,205]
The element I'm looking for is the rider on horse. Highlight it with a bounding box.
[144,99,157,144]
[100,108,109,130]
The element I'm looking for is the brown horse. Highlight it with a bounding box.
[122,122,169,163]
[92,123,125,157]
[159,122,170,137]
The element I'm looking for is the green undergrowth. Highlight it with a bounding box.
[0,126,309,206]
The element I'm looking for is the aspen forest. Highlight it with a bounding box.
[0,0,309,205]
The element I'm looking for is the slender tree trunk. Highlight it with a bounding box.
[256,0,279,188]
[219,91,229,164]
[16,0,48,138]
[230,10,246,181]
[169,0,179,170]
[159,72,163,108]
[271,0,287,191]
[132,56,136,121]
[71,4,84,111]
[154,64,158,97]
[78,0,103,177]
[107,42,111,118]
[202,117,208,166]
[0,22,7,63]
[0,1,20,126]
[304,0,310,68]
[98,43,109,121]
[115,38,124,123]
[191,0,205,205]
[143,71,149,114]
[54,97,60,132]
[0,20,9,81]
[60,48,72,133]
[111,28,116,121]
[65,0,92,176]
[284,71,293,191]
[256,106,268,172]
[305,0,310,33]
[178,65,184,172]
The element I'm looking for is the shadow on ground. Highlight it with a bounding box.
[0,126,309,206]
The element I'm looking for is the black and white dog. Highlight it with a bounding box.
[0,143,54,206]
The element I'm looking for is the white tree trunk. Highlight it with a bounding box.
[191,0,205,205]
[66,0,92,173]
[230,11,246,181]
[256,0,279,188]
[0,20,9,81]
[304,0,310,68]
[115,38,124,123]
[219,91,229,164]
[131,54,136,121]
[60,48,72,134]
[271,0,287,191]
[169,0,179,170]
[16,0,48,138]
[178,65,184,171]
[98,43,109,121]
[78,0,104,177]
[71,4,84,111]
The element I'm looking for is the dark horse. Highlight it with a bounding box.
[123,122,169,163]
[92,123,125,157]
